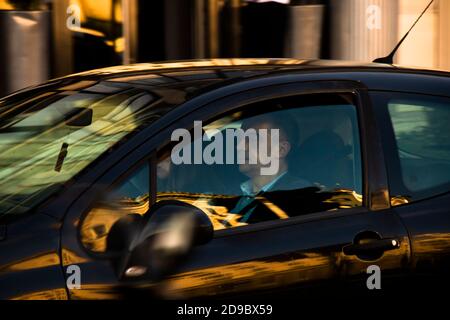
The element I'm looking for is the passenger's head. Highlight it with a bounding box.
[237,111,299,179]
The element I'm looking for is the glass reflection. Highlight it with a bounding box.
[156,99,363,230]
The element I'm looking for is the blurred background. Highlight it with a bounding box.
[0,0,449,97]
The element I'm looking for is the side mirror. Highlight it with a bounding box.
[107,200,213,283]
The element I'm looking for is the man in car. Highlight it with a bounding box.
[222,112,314,226]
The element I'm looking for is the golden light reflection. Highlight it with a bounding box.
[157,189,363,230]
[157,192,247,230]
[0,253,60,273]
[259,197,289,219]
[164,252,334,298]
[413,233,450,255]
[70,0,122,23]
[69,284,122,300]
[390,195,410,206]
[66,26,105,38]
[58,80,98,91]
[0,0,12,9]
[12,288,68,300]
[323,189,363,208]
[83,191,292,250]
[61,249,89,266]
[80,196,149,252]
[65,59,307,79]
[80,188,363,252]
[0,88,154,215]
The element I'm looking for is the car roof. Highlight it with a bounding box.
[63,58,449,79]
[51,59,449,102]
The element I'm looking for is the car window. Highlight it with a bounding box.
[157,94,363,230]
[390,97,450,191]
[0,81,160,217]
[0,72,228,219]
[372,92,450,205]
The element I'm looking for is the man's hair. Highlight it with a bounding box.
[241,111,300,146]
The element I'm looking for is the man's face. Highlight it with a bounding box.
[237,120,291,179]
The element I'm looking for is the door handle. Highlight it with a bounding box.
[343,238,400,256]
[343,231,401,261]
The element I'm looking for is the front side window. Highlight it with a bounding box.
[157,94,363,230]
[372,92,450,205]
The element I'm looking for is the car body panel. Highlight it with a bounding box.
[0,213,67,300]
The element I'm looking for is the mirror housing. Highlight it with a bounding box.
[107,200,213,283]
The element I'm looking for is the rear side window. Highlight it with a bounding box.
[372,92,450,205]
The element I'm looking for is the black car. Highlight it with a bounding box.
[0,59,449,300]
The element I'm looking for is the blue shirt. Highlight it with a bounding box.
[228,172,288,223]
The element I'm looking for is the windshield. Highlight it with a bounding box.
[0,80,169,217]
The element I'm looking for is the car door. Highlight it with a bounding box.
[371,90,450,291]
[61,80,411,299]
